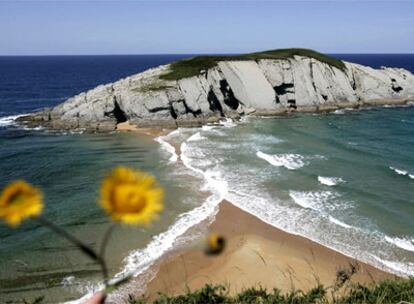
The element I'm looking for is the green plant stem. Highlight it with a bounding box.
[35,216,109,285]
[100,224,116,285]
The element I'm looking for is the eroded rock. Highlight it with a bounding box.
[17,57,414,131]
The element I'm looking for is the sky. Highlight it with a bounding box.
[0,0,413,55]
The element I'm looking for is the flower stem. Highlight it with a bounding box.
[35,216,109,285]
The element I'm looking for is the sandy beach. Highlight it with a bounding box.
[144,201,397,299]
[116,121,172,137]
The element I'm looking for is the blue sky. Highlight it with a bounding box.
[1,1,413,55]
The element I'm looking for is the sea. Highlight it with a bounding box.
[0,54,413,303]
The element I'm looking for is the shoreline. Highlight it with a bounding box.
[141,200,397,300]
[114,118,406,301]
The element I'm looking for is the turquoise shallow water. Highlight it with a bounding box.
[1,107,414,302]
[0,130,207,302]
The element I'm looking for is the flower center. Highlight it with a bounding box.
[114,184,147,213]
[8,191,26,206]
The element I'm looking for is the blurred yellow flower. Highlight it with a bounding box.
[205,233,226,255]
[100,167,164,225]
[0,180,44,227]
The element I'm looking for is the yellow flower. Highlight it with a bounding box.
[0,180,44,227]
[204,233,226,255]
[100,167,164,225]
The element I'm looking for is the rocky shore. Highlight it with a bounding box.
[17,50,414,131]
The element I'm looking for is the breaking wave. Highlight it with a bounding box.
[328,216,353,229]
[0,114,25,127]
[389,166,414,179]
[187,132,206,142]
[318,176,345,186]
[385,236,414,253]
[256,151,305,170]
[155,135,178,163]
[289,190,349,212]
[372,256,414,277]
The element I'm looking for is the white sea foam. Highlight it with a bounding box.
[390,166,408,175]
[373,256,414,277]
[333,108,354,115]
[23,126,44,131]
[289,191,332,210]
[187,132,206,142]
[202,125,216,131]
[328,216,353,229]
[219,118,237,128]
[318,176,344,186]
[389,166,413,179]
[289,190,346,212]
[163,128,180,139]
[385,236,414,252]
[256,151,305,170]
[0,114,25,127]
[155,135,178,163]
[333,109,345,115]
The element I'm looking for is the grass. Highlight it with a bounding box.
[159,48,346,81]
[128,278,414,304]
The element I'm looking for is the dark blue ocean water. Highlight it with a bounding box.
[0,54,413,302]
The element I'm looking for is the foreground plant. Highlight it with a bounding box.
[0,180,44,226]
[0,166,164,301]
[100,167,164,225]
[128,279,414,304]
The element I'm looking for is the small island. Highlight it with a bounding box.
[18,48,414,131]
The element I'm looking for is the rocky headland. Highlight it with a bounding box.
[18,49,414,131]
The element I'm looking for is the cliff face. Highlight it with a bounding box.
[19,56,414,131]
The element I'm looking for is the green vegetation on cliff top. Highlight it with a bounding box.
[160,48,346,81]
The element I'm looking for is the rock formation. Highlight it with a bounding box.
[18,53,414,131]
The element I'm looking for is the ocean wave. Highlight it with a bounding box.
[390,166,408,175]
[318,176,345,186]
[389,166,413,179]
[23,126,44,131]
[187,132,206,142]
[249,134,284,145]
[328,216,353,229]
[289,190,336,210]
[163,128,180,139]
[0,114,26,127]
[372,256,414,277]
[202,125,216,131]
[256,151,305,170]
[333,109,346,115]
[155,134,178,163]
[219,118,237,128]
[333,108,354,115]
[289,190,349,212]
[385,236,414,252]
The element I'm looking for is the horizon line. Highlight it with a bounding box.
[1,52,414,57]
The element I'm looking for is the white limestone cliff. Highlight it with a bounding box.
[19,56,414,131]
